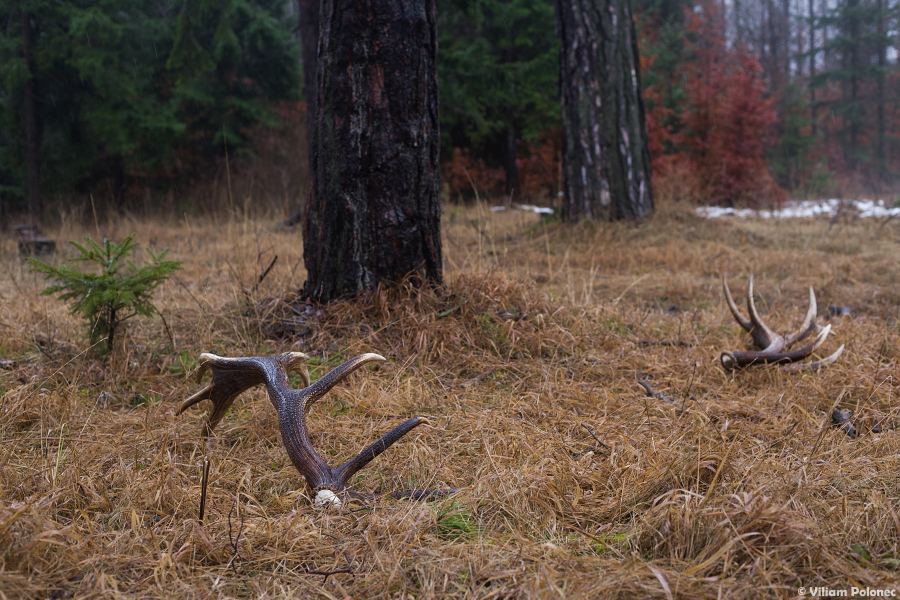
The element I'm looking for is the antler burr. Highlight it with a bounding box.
[720,275,844,371]
[177,351,425,507]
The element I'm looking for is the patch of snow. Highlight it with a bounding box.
[696,199,900,220]
[516,203,555,215]
[490,204,555,215]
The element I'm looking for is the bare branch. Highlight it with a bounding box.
[636,375,675,403]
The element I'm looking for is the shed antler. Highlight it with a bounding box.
[720,275,844,371]
[177,352,425,507]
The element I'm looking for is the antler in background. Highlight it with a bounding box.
[177,352,425,507]
[720,275,844,371]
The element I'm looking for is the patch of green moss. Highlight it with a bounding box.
[434,501,477,541]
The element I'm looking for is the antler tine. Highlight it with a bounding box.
[782,344,845,372]
[783,286,818,348]
[722,274,752,332]
[176,384,213,415]
[781,323,831,360]
[335,416,426,484]
[746,275,781,349]
[300,353,386,411]
[280,351,312,387]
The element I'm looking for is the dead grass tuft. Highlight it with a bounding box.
[1,204,898,598]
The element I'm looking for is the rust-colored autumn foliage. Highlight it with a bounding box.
[640,50,677,175]
[678,3,784,207]
[443,134,560,204]
[443,148,506,201]
[515,130,561,202]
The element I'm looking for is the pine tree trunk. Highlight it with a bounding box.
[844,0,861,170]
[555,0,653,222]
[875,0,886,183]
[21,11,41,220]
[781,0,791,86]
[302,0,442,302]
[819,0,831,151]
[504,125,519,198]
[808,0,817,136]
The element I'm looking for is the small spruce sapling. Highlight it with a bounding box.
[29,237,180,354]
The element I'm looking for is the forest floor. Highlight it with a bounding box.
[1,202,898,599]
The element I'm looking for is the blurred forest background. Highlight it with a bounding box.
[0,0,897,221]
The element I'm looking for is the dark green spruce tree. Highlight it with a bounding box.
[0,0,298,214]
[439,0,559,197]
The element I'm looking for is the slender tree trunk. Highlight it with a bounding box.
[820,0,829,69]
[21,10,41,220]
[781,0,791,85]
[113,158,127,214]
[808,0,817,136]
[845,0,860,170]
[764,0,788,91]
[819,0,831,153]
[555,0,653,222]
[875,0,886,182]
[504,125,519,198]
[796,0,805,80]
[303,0,442,302]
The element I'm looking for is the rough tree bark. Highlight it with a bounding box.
[21,10,41,220]
[555,0,653,222]
[302,0,442,302]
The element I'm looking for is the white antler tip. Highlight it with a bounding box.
[314,489,342,508]
[720,353,736,370]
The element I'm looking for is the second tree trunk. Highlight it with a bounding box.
[303,0,442,302]
[556,0,653,221]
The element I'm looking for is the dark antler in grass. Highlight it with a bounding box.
[720,275,844,371]
[177,351,426,507]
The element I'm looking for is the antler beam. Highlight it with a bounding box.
[720,275,844,371]
[177,351,425,507]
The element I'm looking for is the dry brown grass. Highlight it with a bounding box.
[1,202,898,599]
